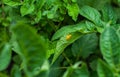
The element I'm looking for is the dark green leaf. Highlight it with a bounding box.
[71,33,98,58]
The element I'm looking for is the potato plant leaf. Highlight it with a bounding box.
[100,26,120,67]
[101,4,117,24]
[52,21,96,64]
[11,23,47,77]
[52,21,95,41]
[79,5,103,26]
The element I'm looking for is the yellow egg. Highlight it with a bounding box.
[66,34,72,40]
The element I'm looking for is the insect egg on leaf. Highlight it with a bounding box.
[66,34,72,40]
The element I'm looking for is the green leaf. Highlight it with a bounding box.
[20,3,35,16]
[63,62,89,77]
[35,10,42,23]
[52,21,95,41]
[52,21,96,64]
[79,5,103,26]
[97,59,114,77]
[11,23,47,77]
[71,33,98,58]
[52,32,82,64]
[101,4,117,24]
[67,3,79,21]
[3,0,21,6]
[0,43,11,71]
[100,26,120,67]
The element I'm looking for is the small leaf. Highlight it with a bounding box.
[35,10,42,23]
[20,3,35,16]
[67,3,79,21]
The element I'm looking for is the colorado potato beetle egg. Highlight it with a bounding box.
[66,34,72,40]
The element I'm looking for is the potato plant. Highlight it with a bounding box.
[0,0,120,77]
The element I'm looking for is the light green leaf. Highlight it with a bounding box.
[0,43,11,71]
[97,59,114,77]
[11,23,47,77]
[20,3,35,16]
[67,3,79,21]
[35,10,42,23]
[52,32,82,64]
[71,33,98,58]
[52,21,95,41]
[63,62,89,77]
[100,26,120,67]
[3,0,21,6]
[52,21,96,64]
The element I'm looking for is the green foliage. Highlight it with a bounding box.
[100,26,120,67]
[0,0,120,77]
[63,62,89,77]
[71,33,98,58]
